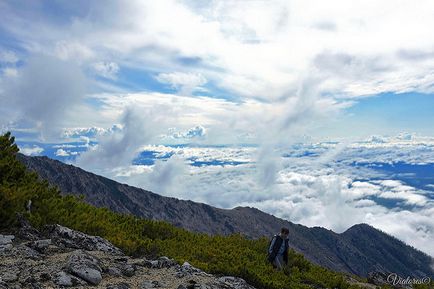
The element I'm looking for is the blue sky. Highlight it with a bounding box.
[1,1,434,256]
[2,1,434,145]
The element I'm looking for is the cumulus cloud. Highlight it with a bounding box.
[55,148,70,157]
[169,125,207,139]
[19,145,44,156]
[62,125,122,139]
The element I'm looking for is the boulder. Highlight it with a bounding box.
[53,271,86,287]
[65,250,103,285]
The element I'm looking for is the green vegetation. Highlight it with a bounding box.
[1,132,431,289]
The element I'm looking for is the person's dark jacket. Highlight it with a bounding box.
[267,234,289,264]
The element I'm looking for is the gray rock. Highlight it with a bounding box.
[217,276,255,289]
[0,234,14,252]
[132,259,149,267]
[46,224,123,254]
[65,250,102,285]
[176,271,186,278]
[120,263,136,277]
[158,256,177,267]
[106,266,122,277]
[28,239,51,253]
[54,271,86,287]
[13,244,41,260]
[177,262,207,276]
[107,282,131,289]
[16,214,41,241]
[144,260,159,268]
[144,256,178,269]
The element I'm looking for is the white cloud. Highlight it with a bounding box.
[75,104,172,173]
[169,125,207,139]
[62,125,122,139]
[55,148,70,157]
[101,140,434,256]
[1,55,87,141]
[2,0,434,257]
[19,145,44,156]
[156,72,206,95]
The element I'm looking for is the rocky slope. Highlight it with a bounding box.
[17,154,434,279]
[0,218,257,289]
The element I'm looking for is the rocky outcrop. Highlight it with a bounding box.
[45,224,123,255]
[0,222,257,289]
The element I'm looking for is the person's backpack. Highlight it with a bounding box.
[266,234,280,262]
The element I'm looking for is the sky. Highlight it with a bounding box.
[1,1,434,257]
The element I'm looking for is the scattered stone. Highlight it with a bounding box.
[176,272,186,278]
[132,259,148,267]
[217,276,256,289]
[106,266,123,277]
[177,262,207,276]
[13,244,41,260]
[144,260,159,268]
[28,239,51,253]
[53,271,86,287]
[65,250,102,285]
[120,263,136,277]
[107,282,131,289]
[0,234,14,252]
[158,256,177,267]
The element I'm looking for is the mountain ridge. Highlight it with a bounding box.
[17,153,434,278]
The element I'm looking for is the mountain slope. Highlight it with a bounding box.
[17,153,434,278]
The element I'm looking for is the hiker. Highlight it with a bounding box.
[267,227,289,270]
